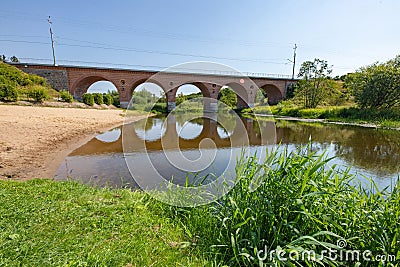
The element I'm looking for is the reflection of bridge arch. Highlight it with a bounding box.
[71,116,278,156]
[126,115,278,153]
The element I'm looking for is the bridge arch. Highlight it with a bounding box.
[72,75,119,99]
[130,81,167,112]
[260,84,283,105]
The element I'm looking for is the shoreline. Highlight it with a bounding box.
[0,105,148,181]
[254,113,400,131]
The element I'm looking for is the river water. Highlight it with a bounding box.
[55,113,400,191]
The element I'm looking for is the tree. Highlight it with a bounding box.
[0,55,6,62]
[9,56,19,63]
[218,87,237,108]
[345,55,400,109]
[296,59,333,108]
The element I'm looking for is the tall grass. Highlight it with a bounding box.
[154,146,400,266]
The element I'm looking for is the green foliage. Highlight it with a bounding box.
[103,93,113,105]
[92,93,104,105]
[247,104,400,127]
[156,148,400,266]
[176,92,202,106]
[59,90,73,103]
[82,93,94,106]
[0,61,47,87]
[218,87,237,108]
[107,90,120,107]
[297,59,333,108]
[0,61,59,102]
[27,87,49,102]
[345,55,400,109]
[285,83,296,99]
[254,89,267,105]
[144,102,167,113]
[176,92,187,105]
[0,179,206,266]
[131,89,167,113]
[0,82,18,101]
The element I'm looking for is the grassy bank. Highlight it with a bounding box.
[155,147,400,266]
[0,179,206,266]
[243,105,400,128]
[0,62,59,101]
[1,149,399,266]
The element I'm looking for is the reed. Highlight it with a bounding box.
[154,146,400,266]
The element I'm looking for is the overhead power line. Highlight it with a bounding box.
[0,38,287,64]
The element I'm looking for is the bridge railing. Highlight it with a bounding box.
[163,68,293,79]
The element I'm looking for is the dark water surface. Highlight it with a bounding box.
[55,114,400,191]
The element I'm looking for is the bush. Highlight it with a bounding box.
[103,94,113,105]
[111,93,120,107]
[0,82,18,101]
[27,87,48,102]
[82,93,94,106]
[345,55,400,109]
[92,93,103,105]
[59,90,73,103]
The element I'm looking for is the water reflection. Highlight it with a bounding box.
[55,115,400,190]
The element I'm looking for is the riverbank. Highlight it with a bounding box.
[1,148,398,266]
[0,105,147,180]
[242,106,400,130]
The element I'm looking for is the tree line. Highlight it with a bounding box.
[293,55,400,109]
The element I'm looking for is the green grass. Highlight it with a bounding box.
[243,105,400,128]
[1,150,399,266]
[155,147,400,266]
[0,179,206,266]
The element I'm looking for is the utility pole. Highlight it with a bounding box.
[291,43,297,80]
[47,16,56,66]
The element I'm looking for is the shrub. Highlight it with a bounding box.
[27,87,48,102]
[82,93,94,106]
[111,93,120,107]
[0,82,18,101]
[92,93,104,105]
[345,55,400,109]
[59,90,73,103]
[103,94,113,105]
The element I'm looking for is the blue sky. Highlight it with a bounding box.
[1,0,399,92]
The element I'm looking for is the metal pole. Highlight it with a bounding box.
[291,44,297,80]
[48,16,56,66]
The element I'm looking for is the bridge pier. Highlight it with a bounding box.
[203,98,218,113]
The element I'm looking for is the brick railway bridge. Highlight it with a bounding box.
[14,63,296,112]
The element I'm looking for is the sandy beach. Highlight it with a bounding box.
[0,105,146,180]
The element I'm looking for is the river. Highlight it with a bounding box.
[55,113,400,192]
